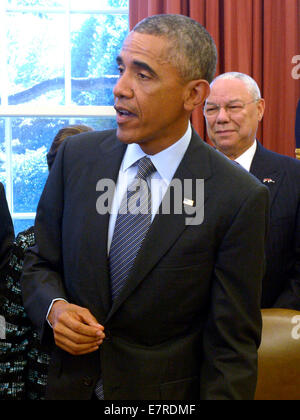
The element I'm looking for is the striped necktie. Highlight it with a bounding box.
[109,156,156,301]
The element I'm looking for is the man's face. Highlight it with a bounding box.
[113,32,192,155]
[204,78,265,159]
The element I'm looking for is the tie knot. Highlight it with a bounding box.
[136,157,156,180]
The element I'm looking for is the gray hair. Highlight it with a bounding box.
[211,72,261,100]
[133,14,217,83]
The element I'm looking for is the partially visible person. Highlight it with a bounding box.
[0,124,93,400]
[0,182,15,397]
[0,182,14,270]
[46,125,93,170]
[204,72,300,310]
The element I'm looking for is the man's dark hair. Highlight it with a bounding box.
[133,14,217,83]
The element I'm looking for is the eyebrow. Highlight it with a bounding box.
[116,56,157,77]
[206,99,244,105]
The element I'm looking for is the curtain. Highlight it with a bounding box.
[129,0,300,158]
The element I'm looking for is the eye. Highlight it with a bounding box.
[117,66,125,76]
[228,105,243,112]
[137,72,150,80]
[205,106,219,115]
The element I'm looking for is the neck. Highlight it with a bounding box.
[218,140,256,161]
[138,121,190,155]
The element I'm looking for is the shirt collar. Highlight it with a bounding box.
[121,122,192,183]
[235,140,257,172]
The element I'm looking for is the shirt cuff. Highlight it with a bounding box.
[46,298,68,328]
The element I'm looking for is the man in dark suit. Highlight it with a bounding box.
[0,182,14,270]
[205,71,300,310]
[21,15,269,400]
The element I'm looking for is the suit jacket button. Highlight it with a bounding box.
[105,330,111,341]
[82,376,93,387]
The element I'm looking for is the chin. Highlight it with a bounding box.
[116,128,135,144]
[215,138,236,149]
[116,127,147,147]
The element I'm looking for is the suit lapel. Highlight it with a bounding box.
[250,142,285,208]
[88,133,126,318]
[106,131,212,320]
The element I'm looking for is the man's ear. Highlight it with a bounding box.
[183,80,210,112]
[257,98,265,121]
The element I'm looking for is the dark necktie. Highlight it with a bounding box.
[109,156,156,301]
[94,157,156,400]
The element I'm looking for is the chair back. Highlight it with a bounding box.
[255,308,300,400]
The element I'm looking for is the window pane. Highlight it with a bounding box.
[0,119,6,188]
[70,13,128,105]
[0,116,117,216]
[70,0,129,9]
[7,12,66,106]
[13,219,34,235]
[11,117,50,213]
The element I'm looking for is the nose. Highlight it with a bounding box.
[113,71,134,99]
[216,106,231,124]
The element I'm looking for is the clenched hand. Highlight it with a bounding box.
[48,300,105,356]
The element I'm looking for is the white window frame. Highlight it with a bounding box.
[0,1,128,222]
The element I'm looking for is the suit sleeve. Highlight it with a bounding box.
[21,142,68,341]
[0,183,14,271]
[200,183,270,400]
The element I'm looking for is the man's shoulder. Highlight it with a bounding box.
[64,128,118,149]
[190,135,267,201]
[61,128,123,163]
[207,141,264,188]
[257,143,300,172]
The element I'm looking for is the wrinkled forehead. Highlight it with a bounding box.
[120,31,172,66]
[207,78,253,103]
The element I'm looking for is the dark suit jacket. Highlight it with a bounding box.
[250,141,300,309]
[0,182,14,271]
[296,99,300,147]
[21,129,269,400]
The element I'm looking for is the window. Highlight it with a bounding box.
[0,0,129,234]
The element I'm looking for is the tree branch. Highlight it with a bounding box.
[7,76,118,105]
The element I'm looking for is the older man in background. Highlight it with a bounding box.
[204,72,300,310]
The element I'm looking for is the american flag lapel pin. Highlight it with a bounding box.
[263,178,275,184]
[183,198,194,207]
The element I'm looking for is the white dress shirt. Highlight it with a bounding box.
[234,140,257,172]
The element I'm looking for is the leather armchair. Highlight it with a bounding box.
[255,308,300,400]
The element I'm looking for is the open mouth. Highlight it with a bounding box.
[114,106,136,120]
